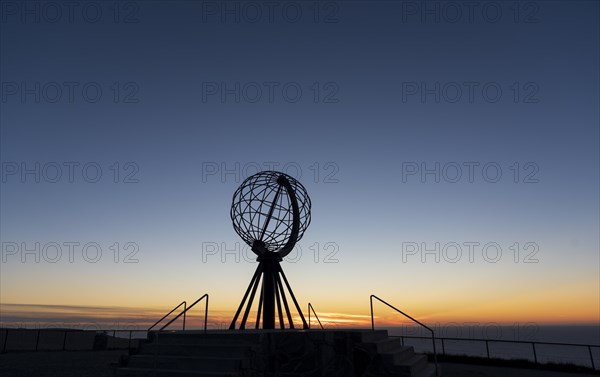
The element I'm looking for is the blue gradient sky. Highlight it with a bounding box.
[1,1,598,326]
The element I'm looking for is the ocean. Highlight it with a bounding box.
[385,324,600,368]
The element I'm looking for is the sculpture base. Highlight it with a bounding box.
[116,329,438,377]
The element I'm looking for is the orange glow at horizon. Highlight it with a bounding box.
[1,298,598,330]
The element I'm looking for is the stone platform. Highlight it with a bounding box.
[115,329,438,377]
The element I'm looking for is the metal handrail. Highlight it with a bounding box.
[307,303,324,329]
[148,301,187,331]
[159,294,209,331]
[1,328,147,352]
[370,295,439,377]
[391,335,599,370]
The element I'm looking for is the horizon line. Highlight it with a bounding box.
[2,302,598,327]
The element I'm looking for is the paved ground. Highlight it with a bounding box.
[441,362,599,377]
[1,351,598,376]
[0,350,128,377]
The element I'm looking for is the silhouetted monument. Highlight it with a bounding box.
[118,170,439,377]
[229,171,311,330]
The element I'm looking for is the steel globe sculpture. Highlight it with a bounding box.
[230,171,311,257]
[229,171,311,330]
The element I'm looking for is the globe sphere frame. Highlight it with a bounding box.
[230,171,311,258]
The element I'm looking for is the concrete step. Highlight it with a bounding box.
[357,338,411,356]
[148,337,258,347]
[140,343,250,358]
[357,330,389,343]
[126,355,241,372]
[150,331,262,343]
[115,367,238,377]
[372,337,405,353]
[379,346,416,364]
[117,330,438,377]
[390,354,429,376]
[414,363,438,377]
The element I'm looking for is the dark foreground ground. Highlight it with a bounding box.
[0,350,598,377]
[0,350,127,377]
[442,363,599,377]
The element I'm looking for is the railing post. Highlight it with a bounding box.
[154,332,159,372]
[588,345,595,370]
[2,330,8,353]
[62,331,67,351]
[204,294,209,332]
[128,331,132,350]
[486,340,490,359]
[431,333,439,377]
[532,342,538,363]
[441,338,445,355]
[401,336,404,347]
[35,330,40,352]
[370,296,374,331]
[307,303,324,330]
[183,302,187,331]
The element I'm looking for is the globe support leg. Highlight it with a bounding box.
[230,258,307,330]
[262,259,276,329]
[229,263,263,330]
[276,273,295,328]
[255,281,264,329]
[278,264,309,329]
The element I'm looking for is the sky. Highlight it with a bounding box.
[1,1,599,331]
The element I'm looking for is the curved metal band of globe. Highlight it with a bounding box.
[265,175,300,257]
[229,172,309,330]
